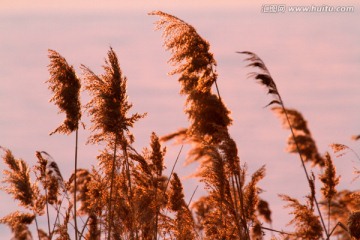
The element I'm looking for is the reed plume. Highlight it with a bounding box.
[1,148,44,238]
[1,148,35,209]
[319,153,340,232]
[47,49,82,240]
[169,173,196,239]
[82,47,144,144]
[0,211,34,240]
[241,51,328,235]
[239,51,281,107]
[272,107,325,167]
[68,169,101,239]
[257,199,272,224]
[80,168,106,238]
[47,49,81,135]
[280,194,323,239]
[244,165,266,222]
[348,211,360,239]
[327,190,360,239]
[151,11,271,239]
[82,47,144,239]
[35,151,64,205]
[150,10,231,144]
[149,11,217,95]
[35,151,64,238]
[352,135,360,141]
[330,143,349,157]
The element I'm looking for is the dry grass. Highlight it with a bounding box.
[1,11,359,240]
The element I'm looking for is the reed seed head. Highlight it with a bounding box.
[82,47,145,144]
[47,49,81,135]
[348,211,360,239]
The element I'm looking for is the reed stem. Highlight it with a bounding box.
[107,135,118,240]
[281,101,328,236]
[74,128,79,240]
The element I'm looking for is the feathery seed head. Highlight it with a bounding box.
[329,143,349,158]
[319,153,339,201]
[352,135,360,141]
[169,173,185,212]
[0,211,35,240]
[273,107,325,167]
[257,199,272,224]
[244,165,266,221]
[239,51,281,107]
[280,194,323,239]
[150,132,166,176]
[150,11,217,95]
[151,11,232,146]
[1,149,35,208]
[348,211,360,239]
[47,49,81,135]
[35,151,64,204]
[83,47,145,144]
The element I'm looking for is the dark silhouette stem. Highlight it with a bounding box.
[123,141,137,240]
[157,145,183,240]
[74,128,79,240]
[214,80,221,100]
[107,134,118,240]
[260,226,295,236]
[326,222,349,240]
[328,200,331,235]
[33,213,41,240]
[50,193,67,239]
[234,173,251,239]
[187,185,198,208]
[45,186,51,237]
[164,145,183,192]
[79,216,90,239]
[281,100,328,236]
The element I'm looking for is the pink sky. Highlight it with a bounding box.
[1,1,360,239]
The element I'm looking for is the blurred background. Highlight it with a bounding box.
[1,0,359,238]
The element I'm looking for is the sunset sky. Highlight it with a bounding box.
[1,0,359,238]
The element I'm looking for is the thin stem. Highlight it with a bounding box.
[157,145,183,240]
[326,222,349,240]
[349,147,360,161]
[79,216,90,239]
[328,200,331,235]
[187,185,198,208]
[154,181,159,240]
[228,175,243,238]
[45,185,51,237]
[107,135,118,240]
[214,80,221,100]
[74,128,79,240]
[123,141,137,240]
[50,193,67,239]
[213,76,248,239]
[154,170,161,240]
[33,213,41,240]
[164,145,183,192]
[260,226,295,236]
[281,101,328,236]
[234,173,250,239]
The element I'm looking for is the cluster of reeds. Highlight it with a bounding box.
[1,10,359,240]
[240,51,360,239]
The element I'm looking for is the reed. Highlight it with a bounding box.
[1,10,359,240]
[47,49,81,240]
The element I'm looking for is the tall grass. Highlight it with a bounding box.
[47,49,81,240]
[0,11,359,240]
